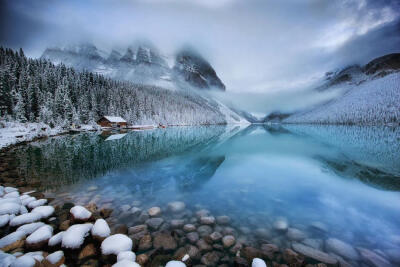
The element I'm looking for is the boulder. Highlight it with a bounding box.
[292,243,337,265]
[222,235,236,248]
[201,251,222,266]
[148,207,161,217]
[197,225,213,237]
[167,201,186,213]
[283,248,304,267]
[139,234,153,251]
[146,217,164,230]
[183,224,196,232]
[186,232,200,244]
[325,238,360,261]
[358,247,392,267]
[153,232,178,251]
[273,217,288,232]
[200,216,215,225]
[286,228,306,241]
[209,232,223,242]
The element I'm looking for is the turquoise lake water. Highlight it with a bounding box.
[14,124,400,261]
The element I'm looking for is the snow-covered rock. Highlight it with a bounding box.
[9,212,42,227]
[70,205,92,221]
[101,234,133,255]
[112,260,140,267]
[48,231,64,247]
[27,199,47,209]
[22,197,36,206]
[62,223,92,249]
[4,191,19,199]
[24,251,44,262]
[117,251,136,262]
[26,225,53,249]
[0,251,16,267]
[0,231,26,251]
[0,203,21,215]
[10,254,36,267]
[252,258,267,267]
[31,206,54,218]
[19,206,28,215]
[16,222,45,235]
[91,219,110,240]
[0,214,10,227]
[45,251,65,265]
[165,260,186,267]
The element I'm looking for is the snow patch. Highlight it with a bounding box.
[91,219,111,238]
[62,223,93,249]
[9,212,42,227]
[31,206,54,218]
[70,205,92,221]
[117,251,136,262]
[16,222,45,235]
[101,234,133,255]
[165,261,186,267]
[26,225,53,245]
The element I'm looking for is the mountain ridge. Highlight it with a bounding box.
[41,43,225,91]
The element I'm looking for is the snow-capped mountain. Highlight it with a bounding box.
[284,53,400,125]
[41,43,225,91]
[173,49,225,91]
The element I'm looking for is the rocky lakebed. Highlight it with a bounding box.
[1,148,399,267]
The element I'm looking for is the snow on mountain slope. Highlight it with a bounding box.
[216,100,250,125]
[284,73,400,125]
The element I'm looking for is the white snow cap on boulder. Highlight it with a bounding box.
[9,212,42,226]
[16,222,45,235]
[117,251,136,262]
[62,223,93,249]
[70,205,92,221]
[92,218,111,238]
[48,231,65,246]
[166,260,186,267]
[0,214,10,227]
[46,250,65,265]
[31,205,54,218]
[0,231,26,250]
[112,260,140,267]
[101,234,133,255]
[252,258,267,267]
[0,202,21,215]
[26,225,53,245]
[27,199,47,209]
[10,254,36,267]
[0,251,16,266]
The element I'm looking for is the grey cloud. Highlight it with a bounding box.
[0,0,399,114]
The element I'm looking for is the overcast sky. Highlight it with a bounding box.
[1,0,399,114]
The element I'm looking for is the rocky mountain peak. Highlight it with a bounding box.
[173,49,225,91]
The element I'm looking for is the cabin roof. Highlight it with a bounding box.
[102,116,127,123]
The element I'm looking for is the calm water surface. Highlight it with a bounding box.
[13,124,400,260]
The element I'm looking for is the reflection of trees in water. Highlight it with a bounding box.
[317,157,400,191]
[14,126,227,190]
[282,125,400,191]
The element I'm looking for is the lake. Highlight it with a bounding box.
[10,124,400,266]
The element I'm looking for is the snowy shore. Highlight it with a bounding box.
[0,121,101,150]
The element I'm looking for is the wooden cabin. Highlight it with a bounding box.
[97,116,127,128]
